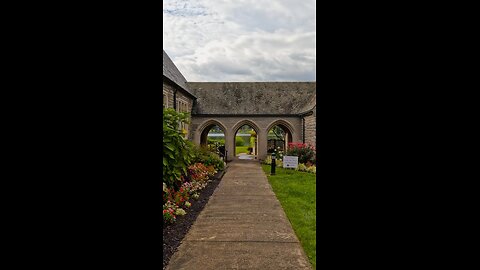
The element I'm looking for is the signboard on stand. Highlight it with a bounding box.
[283,156,298,169]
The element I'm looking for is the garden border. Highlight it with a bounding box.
[163,167,227,269]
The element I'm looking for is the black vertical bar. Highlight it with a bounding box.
[271,154,276,175]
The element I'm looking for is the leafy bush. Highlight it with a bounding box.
[235,136,245,146]
[276,159,283,168]
[286,142,316,165]
[208,138,225,144]
[163,108,194,189]
[263,155,272,165]
[173,186,190,207]
[297,163,307,172]
[191,145,225,171]
[249,136,255,148]
[163,200,178,224]
[163,208,176,224]
[188,163,212,183]
[175,208,186,216]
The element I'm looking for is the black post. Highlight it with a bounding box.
[271,152,276,175]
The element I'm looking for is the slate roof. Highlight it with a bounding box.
[163,50,195,97]
[186,82,316,115]
[298,91,316,115]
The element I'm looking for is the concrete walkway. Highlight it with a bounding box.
[166,160,312,270]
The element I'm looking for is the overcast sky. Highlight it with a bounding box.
[163,0,316,82]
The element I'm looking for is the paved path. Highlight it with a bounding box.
[167,160,312,270]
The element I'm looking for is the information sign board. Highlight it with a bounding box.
[283,156,298,168]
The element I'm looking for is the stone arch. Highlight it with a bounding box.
[197,119,228,147]
[232,119,261,135]
[231,119,261,158]
[265,119,296,153]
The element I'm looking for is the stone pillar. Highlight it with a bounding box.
[292,130,301,144]
[193,126,201,146]
[285,132,289,152]
[226,130,235,161]
[257,128,268,161]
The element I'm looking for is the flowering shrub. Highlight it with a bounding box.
[163,186,175,205]
[182,176,207,194]
[173,186,190,207]
[307,165,316,174]
[206,165,217,177]
[163,159,218,224]
[191,145,225,171]
[297,163,307,172]
[188,163,210,182]
[287,142,316,165]
[163,208,176,224]
[163,200,178,224]
[163,152,220,224]
[292,163,316,174]
[175,208,186,216]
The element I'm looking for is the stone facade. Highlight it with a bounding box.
[304,107,316,146]
[162,81,174,109]
[162,50,316,158]
[162,80,195,138]
[190,116,302,161]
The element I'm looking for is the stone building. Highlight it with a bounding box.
[163,50,196,137]
[162,50,316,161]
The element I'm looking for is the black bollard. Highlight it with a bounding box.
[271,153,276,175]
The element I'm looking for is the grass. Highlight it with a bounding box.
[261,164,316,269]
[235,146,250,154]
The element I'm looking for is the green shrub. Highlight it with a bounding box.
[297,163,307,172]
[163,108,193,189]
[286,143,316,165]
[191,145,225,171]
[263,155,272,165]
[306,165,316,174]
[235,136,245,146]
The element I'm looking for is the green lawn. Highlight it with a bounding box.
[235,146,250,154]
[261,164,316,269]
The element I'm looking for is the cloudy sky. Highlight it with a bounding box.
[163,0,316,82]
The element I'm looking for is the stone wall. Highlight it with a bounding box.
[163,81,175,109]
[164,79,317,151]
[304,105,316,146]
[163,80,195,139]
[190,115,303,160]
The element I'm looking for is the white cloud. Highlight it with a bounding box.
[163,0,316,81]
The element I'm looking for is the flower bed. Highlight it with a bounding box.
[262,142,317,174]
[162,108,227,268]
[163,163,217,225]
[162,169,225,269]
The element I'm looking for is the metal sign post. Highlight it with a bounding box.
[271,153,276,175]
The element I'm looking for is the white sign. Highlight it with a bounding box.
[283,156,298,168]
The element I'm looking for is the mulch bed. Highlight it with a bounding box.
[163,169,226,269]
